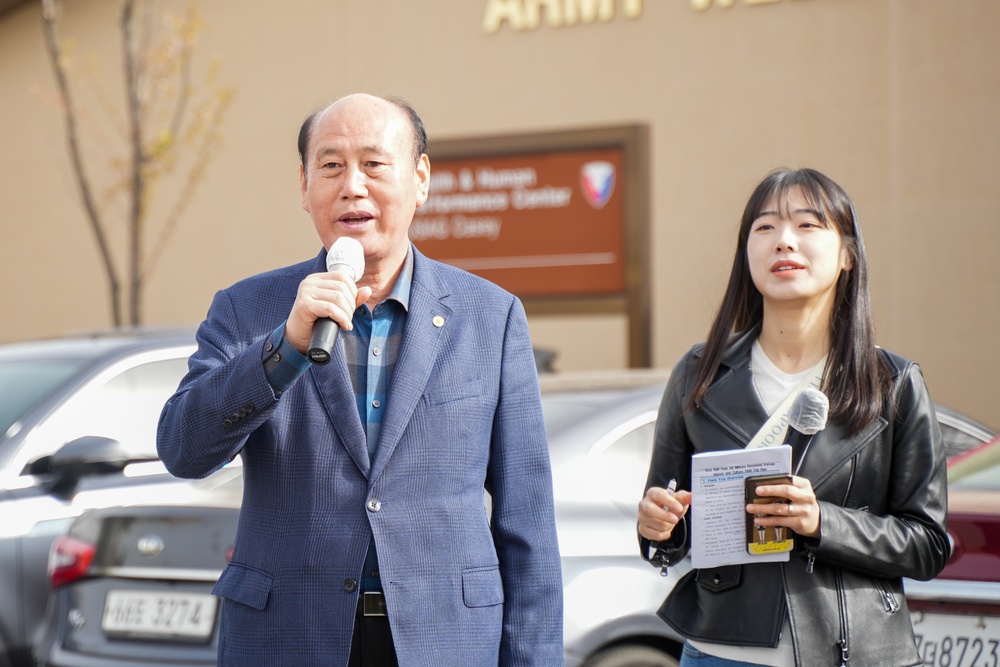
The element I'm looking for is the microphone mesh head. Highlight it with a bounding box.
[326,237,366,281]
[788,388,829,435]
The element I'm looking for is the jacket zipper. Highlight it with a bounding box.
[874,577,900,613]
[834,456,859,665]
[842,456,857,506]
[804,456,859,576]
[835,569,850,666]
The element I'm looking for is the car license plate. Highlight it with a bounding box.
[911,610,1000,667]
[102,590,218,641]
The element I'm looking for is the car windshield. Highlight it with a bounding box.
[0,358,89,438]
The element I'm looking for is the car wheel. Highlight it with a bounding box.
[582,644,679,667]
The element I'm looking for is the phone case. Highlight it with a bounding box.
[744,474,794,556]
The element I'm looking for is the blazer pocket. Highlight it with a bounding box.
[426,378,485,406]
[462,565,504,608]
[212,562,273,610]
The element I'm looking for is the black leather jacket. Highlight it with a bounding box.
[641,330,950,666]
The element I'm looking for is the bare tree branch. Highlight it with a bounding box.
[143,87,233,281]
[41,0,231,327]
[121,0,146,325]
[167,24,192,144]
[41,0,122,326]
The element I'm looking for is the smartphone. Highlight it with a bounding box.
[744,474,794,556]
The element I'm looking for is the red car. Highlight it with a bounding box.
[906,434,1000,667]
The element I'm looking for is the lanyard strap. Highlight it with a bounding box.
[746,356,826,450]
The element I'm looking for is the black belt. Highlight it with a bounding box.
[360,591,387,617]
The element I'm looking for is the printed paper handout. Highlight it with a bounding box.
[690,445,792,569]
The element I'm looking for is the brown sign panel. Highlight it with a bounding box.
[414,126,650,367]
[411,148,625,298]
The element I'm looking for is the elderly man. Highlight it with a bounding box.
[157,93,563,666]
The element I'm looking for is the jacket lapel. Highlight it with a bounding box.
[696,328,890,491]
[312,345,371,477]
[698,329,769,447]
[369,249,452,483]
[302,248,371,477]
[796,417,886,491]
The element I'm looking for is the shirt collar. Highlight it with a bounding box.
[383,245,413,312]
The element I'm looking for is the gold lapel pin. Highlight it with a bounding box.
[432,315,445,328]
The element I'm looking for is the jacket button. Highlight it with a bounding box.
[343,579,357,592]
[367,499,381,512]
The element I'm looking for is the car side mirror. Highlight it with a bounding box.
[23,436,156,500]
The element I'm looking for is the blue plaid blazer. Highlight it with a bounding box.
[157,245,563,666]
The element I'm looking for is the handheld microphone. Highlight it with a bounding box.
[307,237,366,365]
[786,387,829,474]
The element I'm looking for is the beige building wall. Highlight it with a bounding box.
[1,0,998,429]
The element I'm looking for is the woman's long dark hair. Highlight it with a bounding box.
[689,168,893,435]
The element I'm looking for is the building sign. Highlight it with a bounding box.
[482,0,810,33]
[482,0,642,32]
[693,0,790,9]
[412,148,625,298]
[413,126,651,367]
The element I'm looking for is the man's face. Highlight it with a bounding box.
[300,94,430,276]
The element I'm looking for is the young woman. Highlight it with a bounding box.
[637,168,950,666]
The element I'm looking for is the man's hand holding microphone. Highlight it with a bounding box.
[285,237,371,363]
